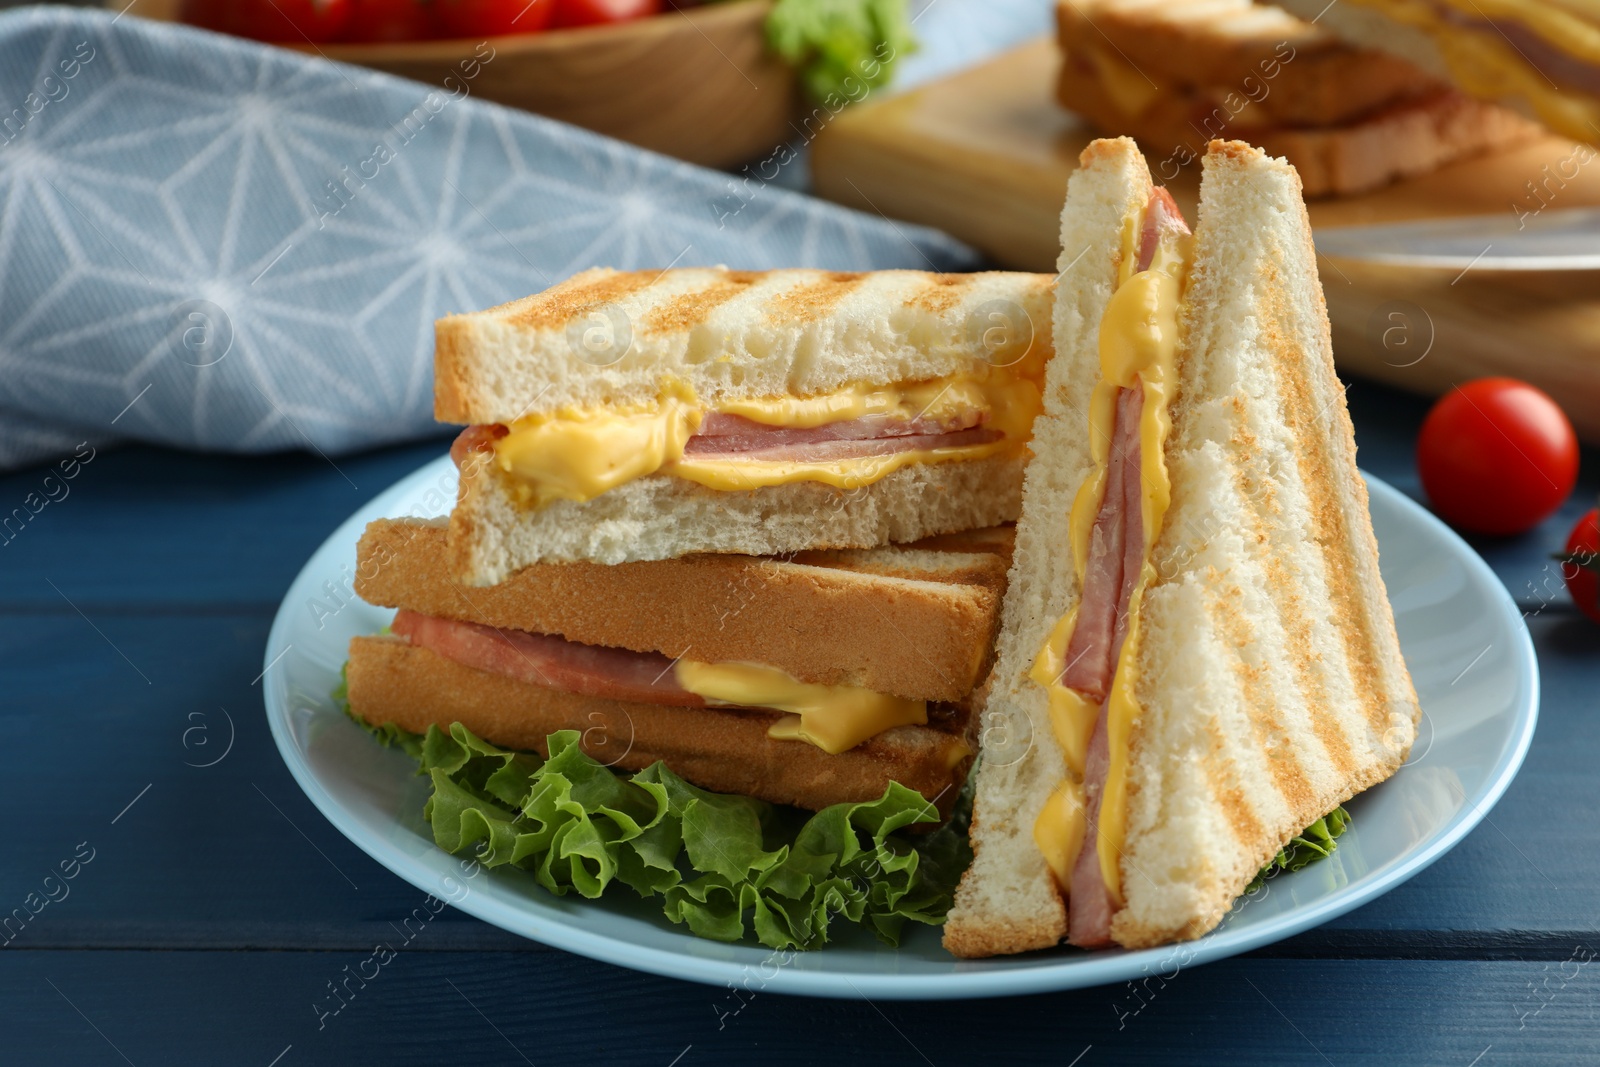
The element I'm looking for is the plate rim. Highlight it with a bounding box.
[263,458,1539,1000]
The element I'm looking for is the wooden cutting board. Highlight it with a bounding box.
[813,38,1600,443]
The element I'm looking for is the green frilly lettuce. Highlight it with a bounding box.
[764,0,914,103]
[1247,806,1351,893]
[344,677,969,949]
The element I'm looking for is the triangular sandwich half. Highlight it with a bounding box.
[944,138,1420,956]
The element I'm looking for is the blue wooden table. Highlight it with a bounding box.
[1,378,1595,1066]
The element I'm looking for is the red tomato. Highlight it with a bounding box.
[344,0,437,41]
[435,0,556,36]
[1417,377,1578,535]
[551,0,662,27]
[181,0,352,43]
[1560,507,1600,622]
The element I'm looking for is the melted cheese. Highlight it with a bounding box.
[674,659,927,755]
[1340,0,1600,139]
[1029,205,1191,899]
[492,371,1043,508]
[1034,780,1088,891]
[1084,44,1165,117]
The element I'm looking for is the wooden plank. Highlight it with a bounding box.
[812,37,1600,442]
[4,952,1598,1063]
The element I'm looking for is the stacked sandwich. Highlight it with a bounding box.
[344,143,1421,954]
[1057,0,1540,196]
[1275,0,1600,145]
[346,268,1057,820]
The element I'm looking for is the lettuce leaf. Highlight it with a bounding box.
[1247,806,1351,893]
[764,0,914,104]
[352,708,969,950]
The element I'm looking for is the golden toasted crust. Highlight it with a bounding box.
[346,636,974,816]
[356,518,1011,702]
[1058,0,1437,126]
[1057,55,1539,197]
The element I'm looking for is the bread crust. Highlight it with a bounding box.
[355,517,1010,702]
[346,636,974,816]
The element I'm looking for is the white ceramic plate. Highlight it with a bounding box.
[263,456,1538,1000]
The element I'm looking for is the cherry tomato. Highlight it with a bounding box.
[551,0,661,27]
[1559,507,1600,622]
[181,0,353,43]
[344,0,437,41]
[435,0,556,36]
[1416,377,1578,535]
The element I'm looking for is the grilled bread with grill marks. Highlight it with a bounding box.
[437,268,1054,583]
[945,138,1419,957]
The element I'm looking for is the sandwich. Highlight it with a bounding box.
[943,137,1421,956]
[1057,0,1539,196]
[345,516,1014,818]
[437,267,1054,585]
[1273,0,1600,145]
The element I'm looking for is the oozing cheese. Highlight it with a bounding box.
[491,371,1043,508]
[1339,0,1600,139]
[1034,780,1088,890]
[1030,203,1191,902]
[673,659,927,755]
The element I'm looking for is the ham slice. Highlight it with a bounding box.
[391,609,705,707]
[1058,388,1136,698]
[684,426,1001,462]
[1067,386,1143,949]
[1063,187,1190,948]
[449,403,1002,470]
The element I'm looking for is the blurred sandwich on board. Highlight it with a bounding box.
[437,268,1054,584]
[1274,0,1600,145]
[1056,0,1540,196]
[345,517,1015,817]
[944,137,1420,956]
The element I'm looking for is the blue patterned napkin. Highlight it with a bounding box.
[0,6,983,470]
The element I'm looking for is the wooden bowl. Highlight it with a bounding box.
[116,0,801,168]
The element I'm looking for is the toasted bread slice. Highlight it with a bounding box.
[347,636,973,815]
[1112,141,1417,947]
[450,447,1026,582]
[946,139,1419,958]
[355,517,1011,703]
[435,268,1054,424]
[1058,0,1436,127]
[943,138,1148,959]
[1058,56,1540,196]
[1275,0,1600,144]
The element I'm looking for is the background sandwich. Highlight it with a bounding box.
[346,517,1013,817]
[945,137,1420,956]
[1274,0,1600,145]
[1058,0,1538,196]
[439,267,1053,584]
